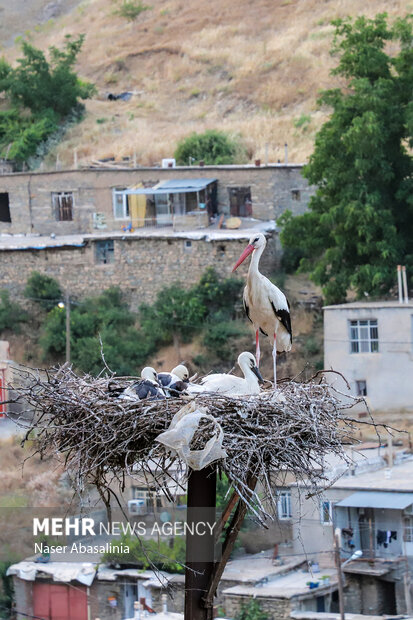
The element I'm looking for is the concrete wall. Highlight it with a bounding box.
[0,165,314,235]
[324,302,413,413]
[0,233,279,309]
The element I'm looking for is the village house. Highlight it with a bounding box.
[0,164,314,306]
[324,300,413,412]
[288,449,413,616]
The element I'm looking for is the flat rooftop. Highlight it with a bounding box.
[324,300,413,310]
[330,456,413,492]
[0,219,276,250]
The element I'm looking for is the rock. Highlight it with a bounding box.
[43,1,62,21]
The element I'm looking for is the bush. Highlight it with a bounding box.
[103,535,186,573]
[194,267,243,319]
[113,0,151,21]
[24,272,62,311]
[202,317,247,360]
[174,129,247,165]
[235,599,268,620]
[0,291,28,333]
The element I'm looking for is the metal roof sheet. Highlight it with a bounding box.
[124,178,217,195]
[336,491,413,510]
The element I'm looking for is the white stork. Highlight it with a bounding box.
[187,352,264,396]
[120,367,166,401]
[232,233,292,385]
[158,364,189,396]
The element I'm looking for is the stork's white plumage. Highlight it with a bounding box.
[120,367,166,401]
[158,364,189,396]
[233,233,292,385]
[187,352,264,396]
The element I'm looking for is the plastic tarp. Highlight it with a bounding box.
[336,491,413,510]
[7,561,96,586]
[155,401,226,470]
[124,178,217,195]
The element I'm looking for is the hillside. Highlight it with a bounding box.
[1,0,409,168]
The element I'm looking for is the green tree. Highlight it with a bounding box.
[279,14,413,304]
[174,129,247,165]
[0,35,95,164]
[235,599,268,620]
[0,561,14,620]
[24,271,62,311]
[0,291,27,333]
[103,535,186,573]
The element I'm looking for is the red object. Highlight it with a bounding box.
[0,369,6,418]
[232,244,254,272]
[33,583,88,620]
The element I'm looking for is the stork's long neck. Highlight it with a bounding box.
[248,245,265,282]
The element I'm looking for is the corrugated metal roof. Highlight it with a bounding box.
[124,178,217,195]
[336,491,413,510]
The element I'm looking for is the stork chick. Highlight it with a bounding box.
[120,367,165,401]
[158,364,189,396]
[188,352,264,396]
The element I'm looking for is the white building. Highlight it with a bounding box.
[323,301,413,412]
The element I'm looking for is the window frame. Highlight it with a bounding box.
[112,188,130,220]
[0,192,11,223]
[52,191,74,222]
[277,490,292,520]
[349,319,379,354]
[320,500,334,525]
[356,380,367,396]
[95,240,115,265]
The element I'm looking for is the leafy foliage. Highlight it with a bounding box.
[0,562,14,619]
[0,35,95,164]
[174,129,247,165]
[279,14,413,303]
[113,0,152,21]
[40,288,154,375]
[103,535,186,573]
[202,317,247,360]
[0,291,28,333]
[24,271,63,311]
[235,599,268,620]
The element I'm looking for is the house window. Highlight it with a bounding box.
[404,516,413,543]
[184,240,192,251]
[278,491,292,520]
[228,187,252,217]
[320,500,333,525]
[356,380,367,396]
[113,188,129,219]
[349,319,378,353]
[291,189,301,201]
[52,192,73,221]
[95,240,114,264]
[0,193,11,222]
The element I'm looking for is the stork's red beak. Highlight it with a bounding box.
[232,244,254,272]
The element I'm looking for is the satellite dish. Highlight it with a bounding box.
[160,511,171,523]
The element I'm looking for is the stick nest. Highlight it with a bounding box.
[12,365,363,522]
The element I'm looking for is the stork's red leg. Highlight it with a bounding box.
[273,332,277,387]
[255,329,261,367]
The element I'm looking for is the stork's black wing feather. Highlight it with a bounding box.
[243,296,252,324]
[270,301,292,342]
[157,373,169,387]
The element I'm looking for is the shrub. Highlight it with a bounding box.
[0,291,28,333]
[24,272,62,311]
[174,129,247,165]
[113,0,152,21]
[103,535,186,573]
[235,599,268,620]
[202,317,248,360]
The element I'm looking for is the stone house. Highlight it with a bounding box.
[324,300,413,413]
[290,451,413,616]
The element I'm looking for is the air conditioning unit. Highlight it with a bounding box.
[162,158,176,168]
[128,499,147,516]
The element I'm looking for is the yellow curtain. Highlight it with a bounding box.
[128,183,146,228]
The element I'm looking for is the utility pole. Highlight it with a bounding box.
[334,528,345,620]
[65,290,71,364]
[184,466,217,620]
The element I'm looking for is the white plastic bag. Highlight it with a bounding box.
[155,402,226,470]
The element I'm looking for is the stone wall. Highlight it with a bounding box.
[224,593,292,620]
[0,233,280,309]
[0,165,314,235]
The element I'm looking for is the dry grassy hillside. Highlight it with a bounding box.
[1,0,409,168]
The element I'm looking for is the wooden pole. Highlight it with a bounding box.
[185,466,217,620]
[334,528,345,620]
[65,290,71,364]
